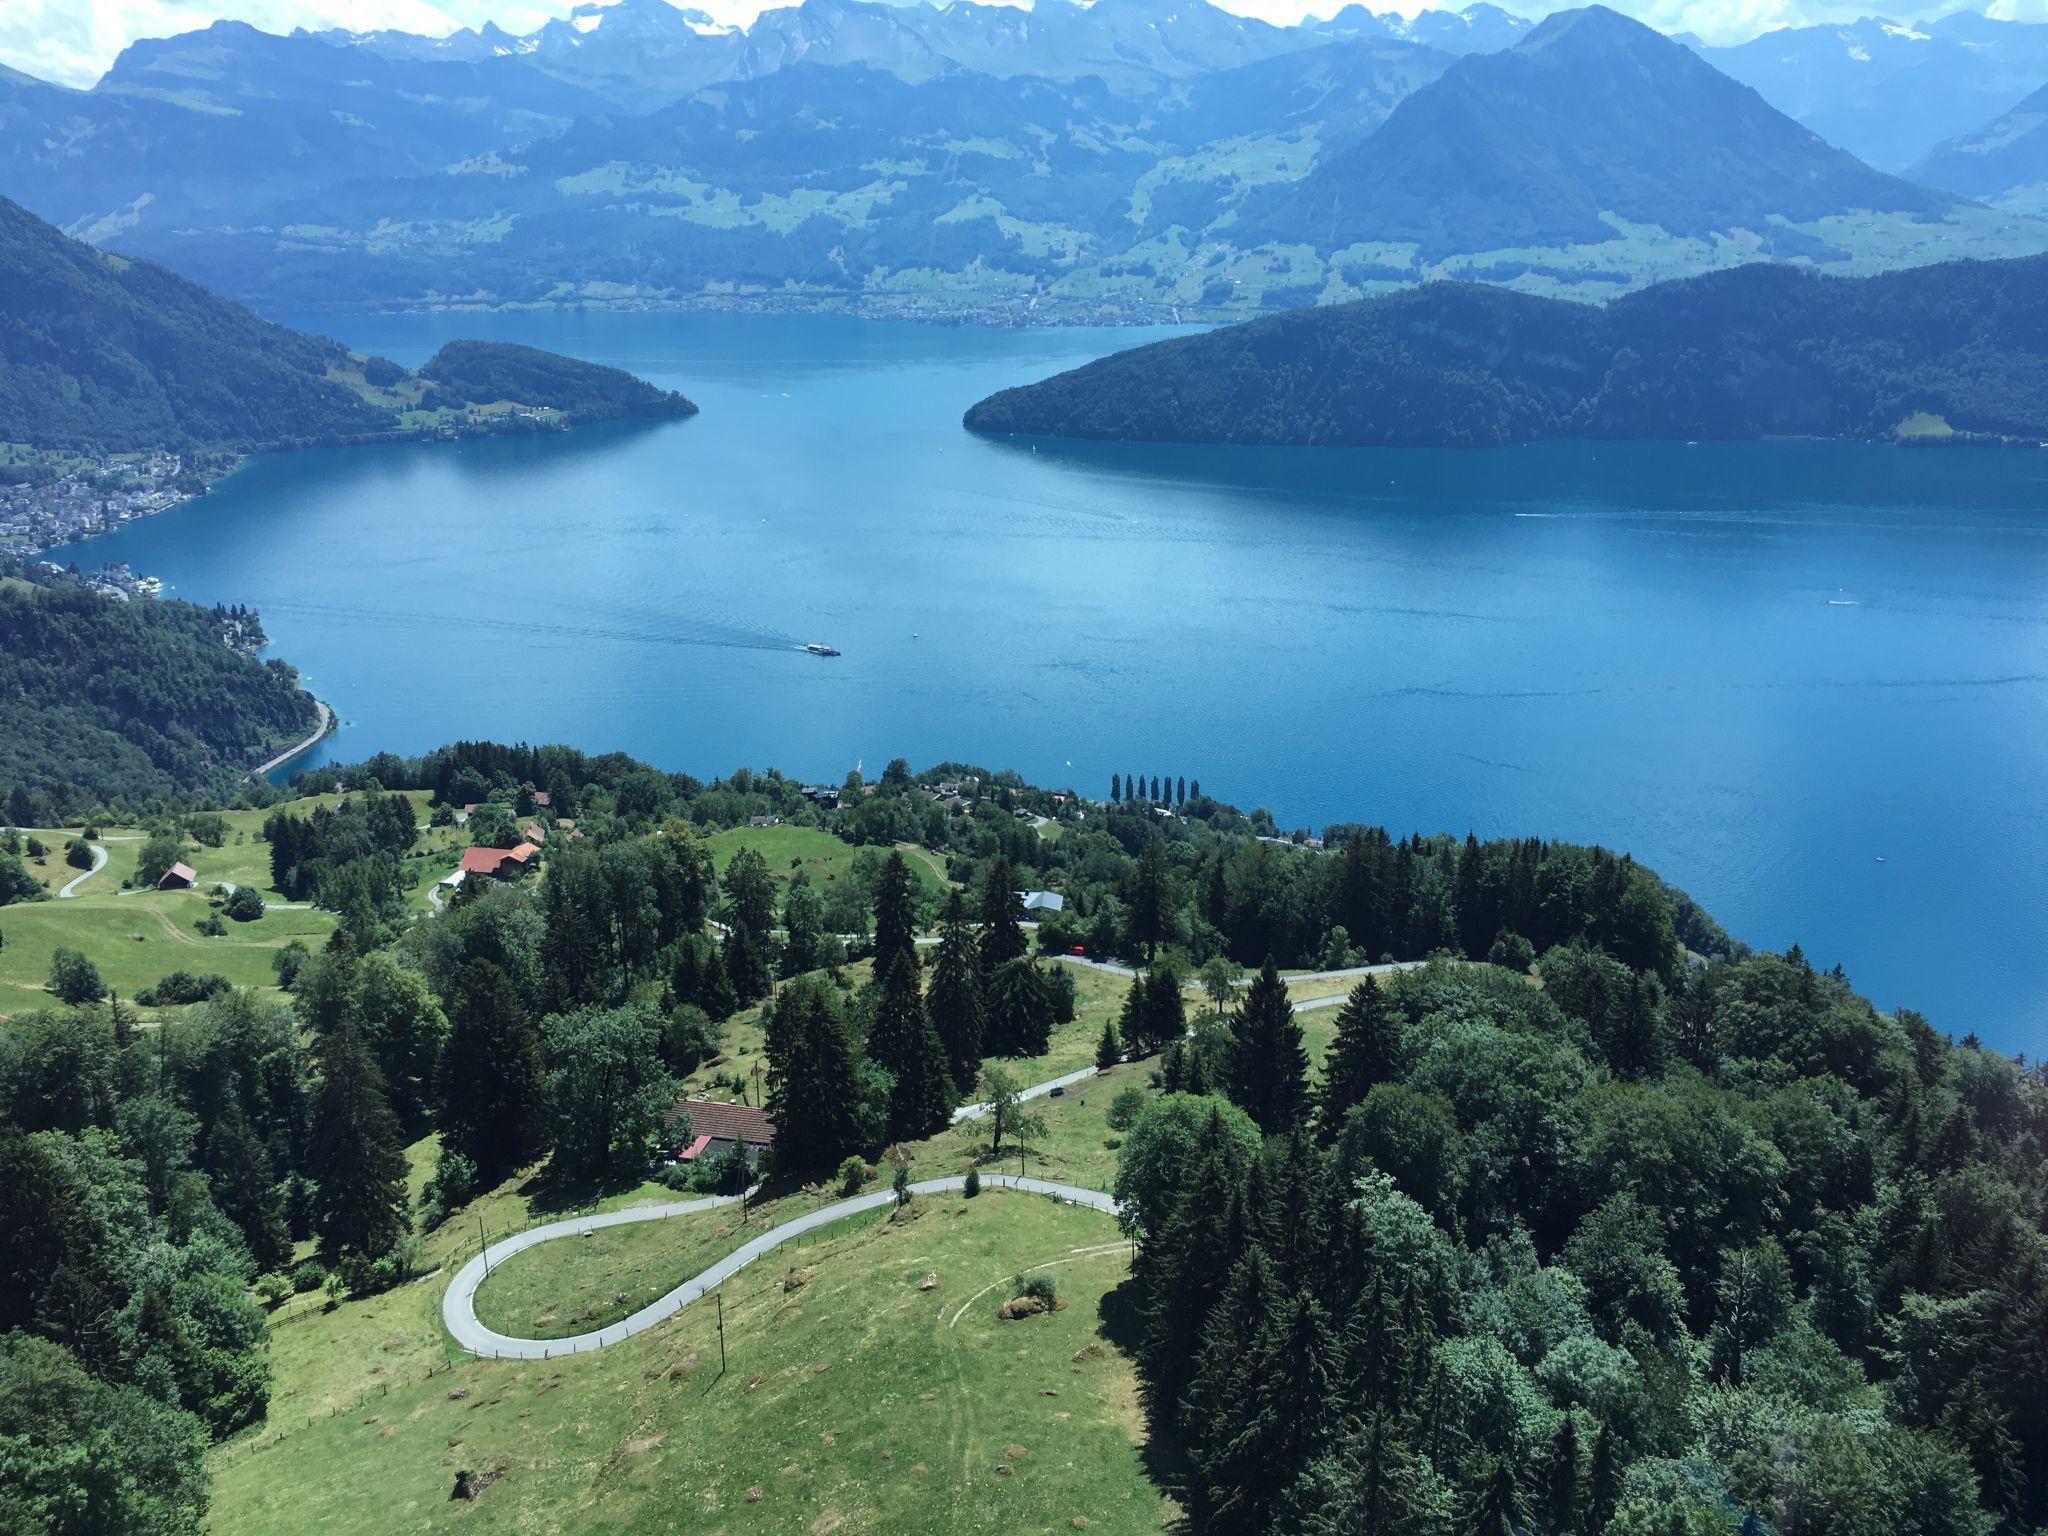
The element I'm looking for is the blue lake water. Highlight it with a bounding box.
[68,310,2048,1054]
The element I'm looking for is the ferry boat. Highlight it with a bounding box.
[804,642,841,657]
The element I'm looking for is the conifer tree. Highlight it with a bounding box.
[1138,1109,1256,1412]
[1319,975,1401,1141]
[1127,836,1169,961]
[1096,1015,1122,1069]
[436,959,545,1185]
[1582,1423,1619,1534]
[765,977,864,1176]
[978,857,1027,971]
[986,956,1053,1056]
[1470,1456,1524,1536]
[307,1023,409,1258]
[871,849,918,980]
[1309,1412,1420,1536]
[1206,1289,1343,1534]
[926,890,985,1092]
[1111,772,1122,803]
[1540,1414,1581,1535]
[1226,959,1309,1133]
[1141,963,1187,1054]
[867,950,952,1140]
[205,1100,290,1274]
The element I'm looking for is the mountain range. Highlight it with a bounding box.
[961,251,2048,446]
[5,1,2048,321]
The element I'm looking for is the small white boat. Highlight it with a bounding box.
[803,642,841,657]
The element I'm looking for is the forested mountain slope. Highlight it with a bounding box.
[0,570,319,801]
[0,197,695,454]
[965,255,2048,446]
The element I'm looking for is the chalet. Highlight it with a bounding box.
[664,1098,776,1165]
[1019,890,1064,914]
[520,822,549,844]
[747,815,781,828]
[457,842,538,880]
[157,861,198,890]
[532,791,551,809]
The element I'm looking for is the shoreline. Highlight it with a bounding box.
[252,699,334,781]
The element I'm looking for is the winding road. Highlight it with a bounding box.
[442,958,1427,1360]
[442,1175,1117,1360]
[251,701,333,780]
[55,843,107,899]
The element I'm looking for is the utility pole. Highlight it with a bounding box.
[715,1291,727,1375]
[479,1214,489,1275]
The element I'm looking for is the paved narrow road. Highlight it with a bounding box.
[442,1175,1118,1360]
[55,842,107,899]
[251,701,332,779]
[441,955,1434,1360]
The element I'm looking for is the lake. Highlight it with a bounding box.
[68,310,2048,1054]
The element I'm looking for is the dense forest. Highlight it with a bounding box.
[0,565,320,809]
[963,255,2048,447]
[417,341,697,425]
[1,741,2041,1535]
[0,196,694,455]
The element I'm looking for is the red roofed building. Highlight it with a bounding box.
[456,842,538,880]
[157,861,197,890]
[664,1098,775,1165]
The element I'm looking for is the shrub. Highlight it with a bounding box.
[964,1166,982,1198]
[1017,1272,1058,1306]
[1488,931,1538,972]
[1107,1086,1148,1131]
[255,1273,290,1307]
[64,839,93,870]
[224,885,265,922]
[290,1259,329,1295]
[892,1162,912,1206]
[837,1155,869,1196]
[274,940,310,988]
[136,970,230,1006]
[194,915,226,938]
[47,947,104,1006]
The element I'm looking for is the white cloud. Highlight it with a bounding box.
[0,0,2019,88]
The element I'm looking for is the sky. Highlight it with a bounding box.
[4,0,2042,88]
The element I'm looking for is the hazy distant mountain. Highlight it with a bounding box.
[1696,12,2048,171]
[1245,6,1954,258]
[962,254,2048,446]
[0,21,609,237]
[1914,78,2048,213]
[1310,2,1530,55]
[1,1,2040,322]
[1149,37,1452,155]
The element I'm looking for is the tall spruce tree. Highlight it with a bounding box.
[765,977,864,1177]
[307,1023,409,1258]
[871,849,918,980]
[978,857,1027,972]
[1226,959,1309,1133]
[1470,1456,1524,1536]
[986,956,1053,1057]
[204,1100,290,1274]
[435,958,545,1185]
[1540,1413,1581,1535]
[1127,836,1169,961]
[868,950,952,1140]
[926,890,985,1092]
[1319,976,1401,1141]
